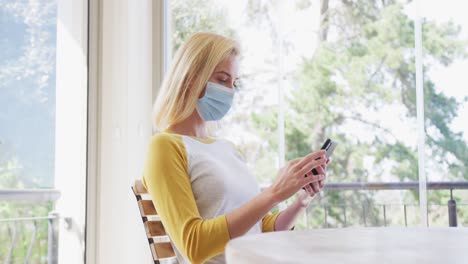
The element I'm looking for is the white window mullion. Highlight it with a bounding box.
[276,1,286,169]
[55,0,89,262]
[415,6,428,227]
[152,0,171,102]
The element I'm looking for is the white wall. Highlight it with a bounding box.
[94,0,156,263]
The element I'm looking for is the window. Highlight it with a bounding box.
[0,0,88,262]
[169,0,467,229]
[418,0,468,226]
[1,1,58,262]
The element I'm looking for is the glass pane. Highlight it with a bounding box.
[0,0,87,262]
[419,0,468,227]
[1,0,57,189]
[1,0,57,261]
[170,0,280,185]
[169,0,467,229]
[278,0,423,228]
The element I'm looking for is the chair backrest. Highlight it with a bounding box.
[132,180,178,264]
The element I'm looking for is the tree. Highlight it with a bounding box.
[170,0,236,53]
[252,0,468,227]
[166,0,468,227]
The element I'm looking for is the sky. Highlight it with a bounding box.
[0,0,57,188]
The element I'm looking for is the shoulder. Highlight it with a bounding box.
[148,133,186,155]
[149,132,183,145]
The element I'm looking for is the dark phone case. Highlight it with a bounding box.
[311,139,332,175]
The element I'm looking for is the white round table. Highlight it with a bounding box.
[225,227,468,264]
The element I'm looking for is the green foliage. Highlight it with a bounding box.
[1,154,53,262]
[0,158,24,189]
[170,0,236,53]
[251,1,468,228]
[0,201,53,263]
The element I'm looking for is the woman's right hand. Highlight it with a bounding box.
[266,150,327,204]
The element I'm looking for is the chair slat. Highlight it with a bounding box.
[146,215,162,222]
[133,180,149,195]
[132,180,177,263]
[138,200,158,216]
[145,221,167,236]
[151,242,176,259]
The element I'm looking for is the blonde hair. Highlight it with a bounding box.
[152,32,240,131]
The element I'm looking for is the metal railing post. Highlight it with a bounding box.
[324,205,328,228]
[6,222,18,264]
[48,212,59,264]
[383,205,387,226]
[343,206,347,227]
[362,204,367,227]
[404,205,408,227]
[25,220,38,263]
[448,189,457,227]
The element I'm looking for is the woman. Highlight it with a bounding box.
[143,32,328,264]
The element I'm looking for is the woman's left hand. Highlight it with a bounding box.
[296,159,329,207]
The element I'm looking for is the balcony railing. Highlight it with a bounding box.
[1,182,467,262]
[259,181,468,228]
[0,189,61,264]
[312,181,468,228]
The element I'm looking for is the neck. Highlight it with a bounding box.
[169,110,209,138]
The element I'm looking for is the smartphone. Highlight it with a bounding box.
[311,138,337,175]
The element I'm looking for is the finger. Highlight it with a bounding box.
[289,157,303,166]
[302,154,327,172]
[304,170,314,178]
[315,165,326,176]
[319,171,328,188]
[311,181,320,193]
[294,150,326,170]
[304,184,314,195]
[321,162,327,171]
[320,165,327,175]
[320,172,327,188]
[297,158,327,178]
[319,180,324,189]
[326,158,331,164]
[302,174,325,187]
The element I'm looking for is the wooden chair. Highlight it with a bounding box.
[132,180,178,264]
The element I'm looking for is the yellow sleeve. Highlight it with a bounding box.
[142,134,230,264]
[261,212,280,232]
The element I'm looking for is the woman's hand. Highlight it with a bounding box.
[266,150,327,204]
[303,158,329,193]
[300,158,330,206]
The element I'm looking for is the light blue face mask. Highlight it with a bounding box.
[196,81,235,121]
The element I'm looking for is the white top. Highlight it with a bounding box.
[226,227,468,264]
[175,136,262,264]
